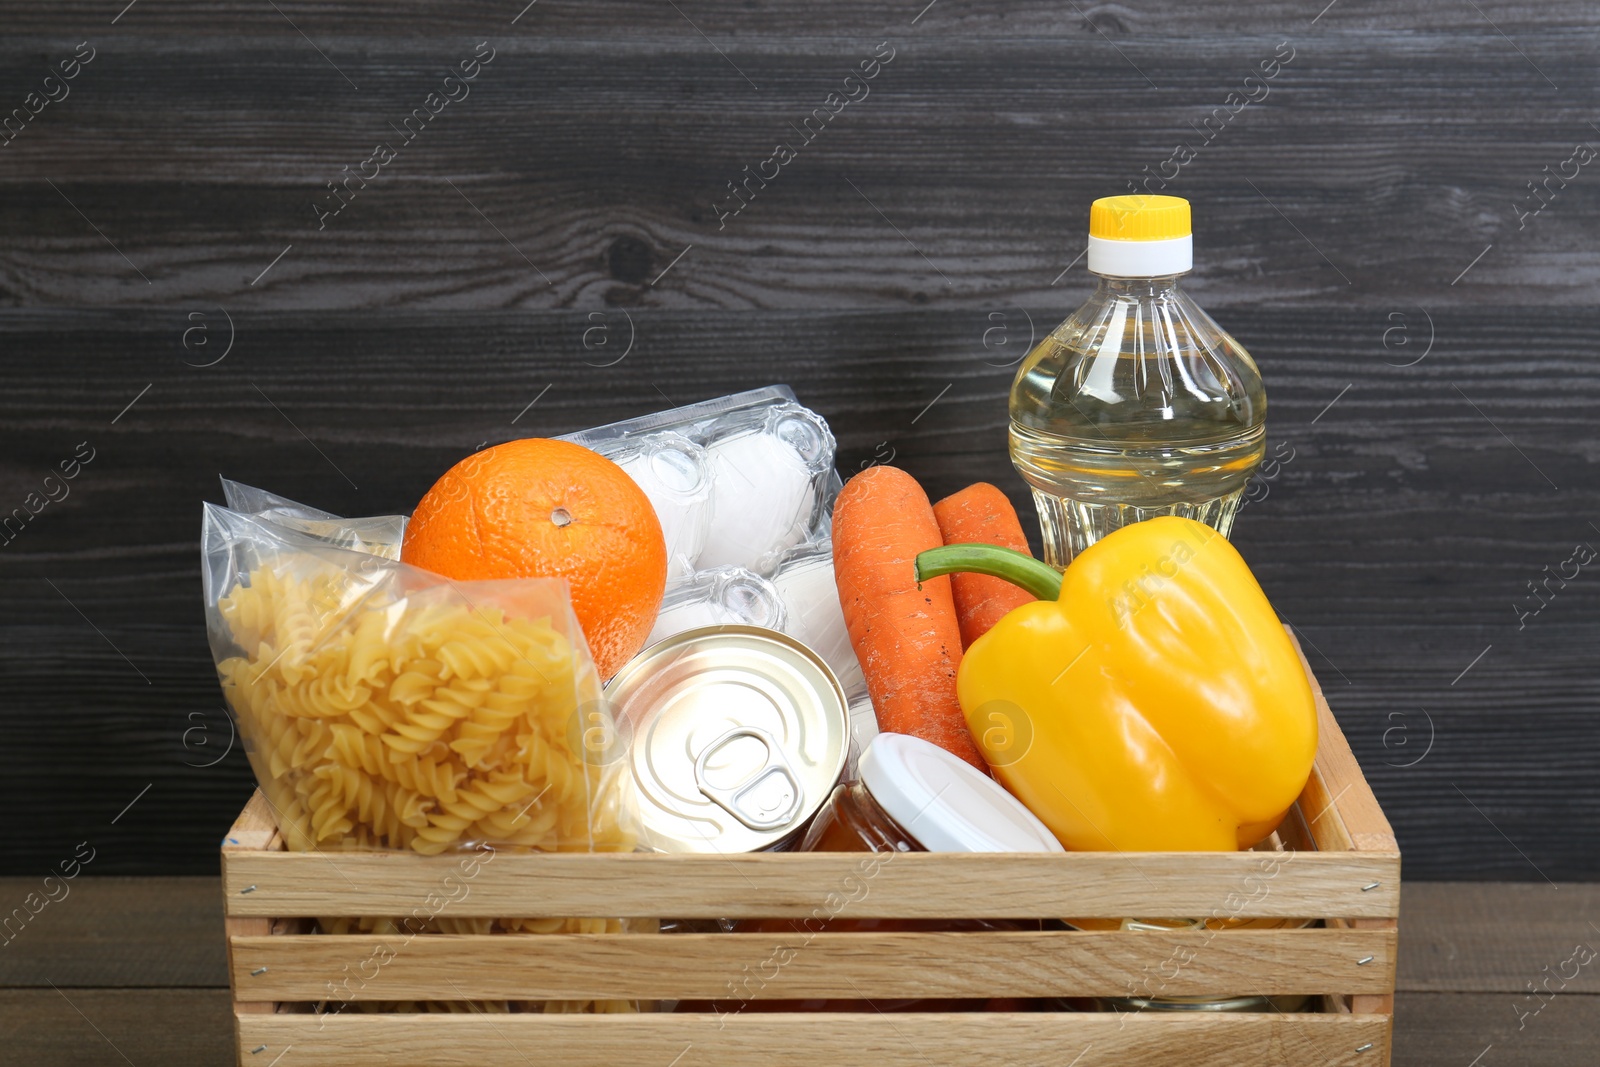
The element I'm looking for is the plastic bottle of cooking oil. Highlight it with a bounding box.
[1010,195,1266,567]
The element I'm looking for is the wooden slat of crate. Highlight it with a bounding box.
[221,791,280,1017]
[235,1011,1390,1067]
[1289,632,1400,1031]
[1293,634,1399,857]
[222,847,1398,920]
[231,927,1396,1001]
[219,629,1399,925]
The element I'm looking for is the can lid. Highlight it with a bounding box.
[858,733,1063,853]
[606,625,849,853]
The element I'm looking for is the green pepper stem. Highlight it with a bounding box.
[913,543,1063,601]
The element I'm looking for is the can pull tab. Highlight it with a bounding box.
[694,726,805,832]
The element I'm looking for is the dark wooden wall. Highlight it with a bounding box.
[2,2,1595,879]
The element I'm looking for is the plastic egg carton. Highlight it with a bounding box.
[561,385,841,581]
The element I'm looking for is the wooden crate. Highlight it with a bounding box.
[221,639,1399,1066]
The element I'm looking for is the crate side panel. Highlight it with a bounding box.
[230,928,1397,1002]
[1287,630,1398,855]
[236,1010,1392,1067]
[221,791,281,854]
[222,791,280,1017]
[221,850,1400,920]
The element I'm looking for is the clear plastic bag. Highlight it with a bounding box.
[219,478,409,560]
[201,502,636,856]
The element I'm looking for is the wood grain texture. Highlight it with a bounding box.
[1394,992,1600,1067]
[12,989,1594,1067]
[1297,636,1399,854]
[229,928,1397,1001]
[0,306,1594,879]
[0,63,1593,308]
[220,846,1399,921]
[1293,634,1402,1018]
[220,791,280,854]
[211,650,1397,930]
[0,29,1597,310]
[236,1010,1392,1067]
[4,877,1562,995]
[1397,882,1600,995]
[0,988,235,1067]
[3,883,1595,1066]
[12,1,1600,35]
[0,877,225,988]
[213,718,1397,1066]
[1,0,1597,882]
[1,305,1595,878]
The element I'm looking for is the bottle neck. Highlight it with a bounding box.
[1092,274,1186,299]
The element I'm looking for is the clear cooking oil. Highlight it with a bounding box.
[1010,195,1266,567]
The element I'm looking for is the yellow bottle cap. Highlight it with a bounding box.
[1089,195,1192,242]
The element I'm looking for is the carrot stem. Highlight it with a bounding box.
[914,543,1063,602]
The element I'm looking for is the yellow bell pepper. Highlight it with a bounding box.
[914,516,1317,852]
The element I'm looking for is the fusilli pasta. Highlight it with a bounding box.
[216,555,634,856]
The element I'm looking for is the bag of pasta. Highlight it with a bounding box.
[201,502,636,856]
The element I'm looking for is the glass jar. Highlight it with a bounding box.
[683,734,1062,1015]
[803,731,1064,855]
[799,778,917,853]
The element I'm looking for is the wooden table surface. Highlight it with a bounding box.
[0,878,1591,1066]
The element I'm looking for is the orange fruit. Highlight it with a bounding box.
[400,438,667,679]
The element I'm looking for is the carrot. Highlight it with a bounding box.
[832,465,986,771]
[932,483,1038,649]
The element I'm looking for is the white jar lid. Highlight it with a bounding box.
[858,733,1064,853]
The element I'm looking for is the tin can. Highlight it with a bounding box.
[605,625,849,853]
